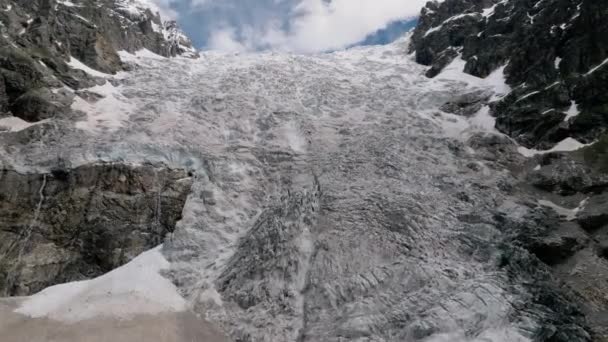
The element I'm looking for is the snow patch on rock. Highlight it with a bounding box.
[15,246,186,323]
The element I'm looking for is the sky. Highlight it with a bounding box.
[150,0,427,53]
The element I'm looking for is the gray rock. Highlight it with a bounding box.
[440,90,492,117]
[527,153,608,195]
[10,88,69,122]
[0,162,192,296]
[528,222,589,266]
[410,0,608,150]
[576,193,608,231]
[0,0,198,125]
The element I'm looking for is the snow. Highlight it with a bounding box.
[554,57,562,69]
[541,108,554,115]
[0,117,47,132]
[482,4,496,17]
[119,48,167,61]
[284,121,307,153]
[538,198,588,221]
[564,100,580,121]
[68,57,110,78]
[515,90,540,103]
[424,25,443,37]
[15,246,186,323]
[73,81,135,132]
[518,137,591,157]
[115,0,162,19]
[426,328,530,342]
[485,64,511,99]
[544,81,560,90]
[439,104,501,139]
[533,164,541,171]
[162,23,198,57]
[435,57,511,100]
[57,0,79,7]
[425,13,479,37]
[434,56,483,86]
[469,105,497,132]
[482,0,508,18]
[71,13,91,24]
[151,21,162,33]
[585,57,608,76]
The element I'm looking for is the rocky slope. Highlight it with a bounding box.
[410,0,608,150]
[0,0,198,295]
[411,0,608,340]
[0,0,197,123]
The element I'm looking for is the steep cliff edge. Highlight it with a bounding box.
[0,163,192,296]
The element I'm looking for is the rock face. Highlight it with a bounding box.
[0,0,199,296]
[0,0,197,123]
[410,0,608,149]
[411,1,608,339]
[515,150,608,340]
[0,163,192,296]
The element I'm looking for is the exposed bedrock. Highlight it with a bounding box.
[0,162,192,296]
[411,0,608,149]
[513,147,608,340]
[0,0,197,123]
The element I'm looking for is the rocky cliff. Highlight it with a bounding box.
[0,163,192,296]
[0,0,197,123]
[411,0,608,340]
[0,0,198,295]
[411,0,608,149]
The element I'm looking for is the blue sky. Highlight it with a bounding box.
[151,0,426,52]
[357,19,418,46]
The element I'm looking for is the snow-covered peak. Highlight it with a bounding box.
[113,0,198,57]
[115,0,162,20]
[162,21,198,58]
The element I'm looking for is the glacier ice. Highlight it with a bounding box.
[0,37,564,341]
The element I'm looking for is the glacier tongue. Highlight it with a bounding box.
[3,38,547,341]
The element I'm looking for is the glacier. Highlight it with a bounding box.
[0,36,583,341]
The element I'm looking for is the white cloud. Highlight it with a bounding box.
[293,0,428,52]
[190,0,210,6]
[208,27,248,52]
[149,0,179,19]
[200,0,428,52]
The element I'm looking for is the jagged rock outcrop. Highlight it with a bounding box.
[0,0,197,123]
[410,0,608,150]
[0,1,200,296]
[411,1,608,339]
[0,162,192,296]
[514,150,608,340]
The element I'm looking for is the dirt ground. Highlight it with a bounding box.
[0,298,230,342]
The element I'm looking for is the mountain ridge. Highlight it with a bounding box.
[410,0,608,150]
